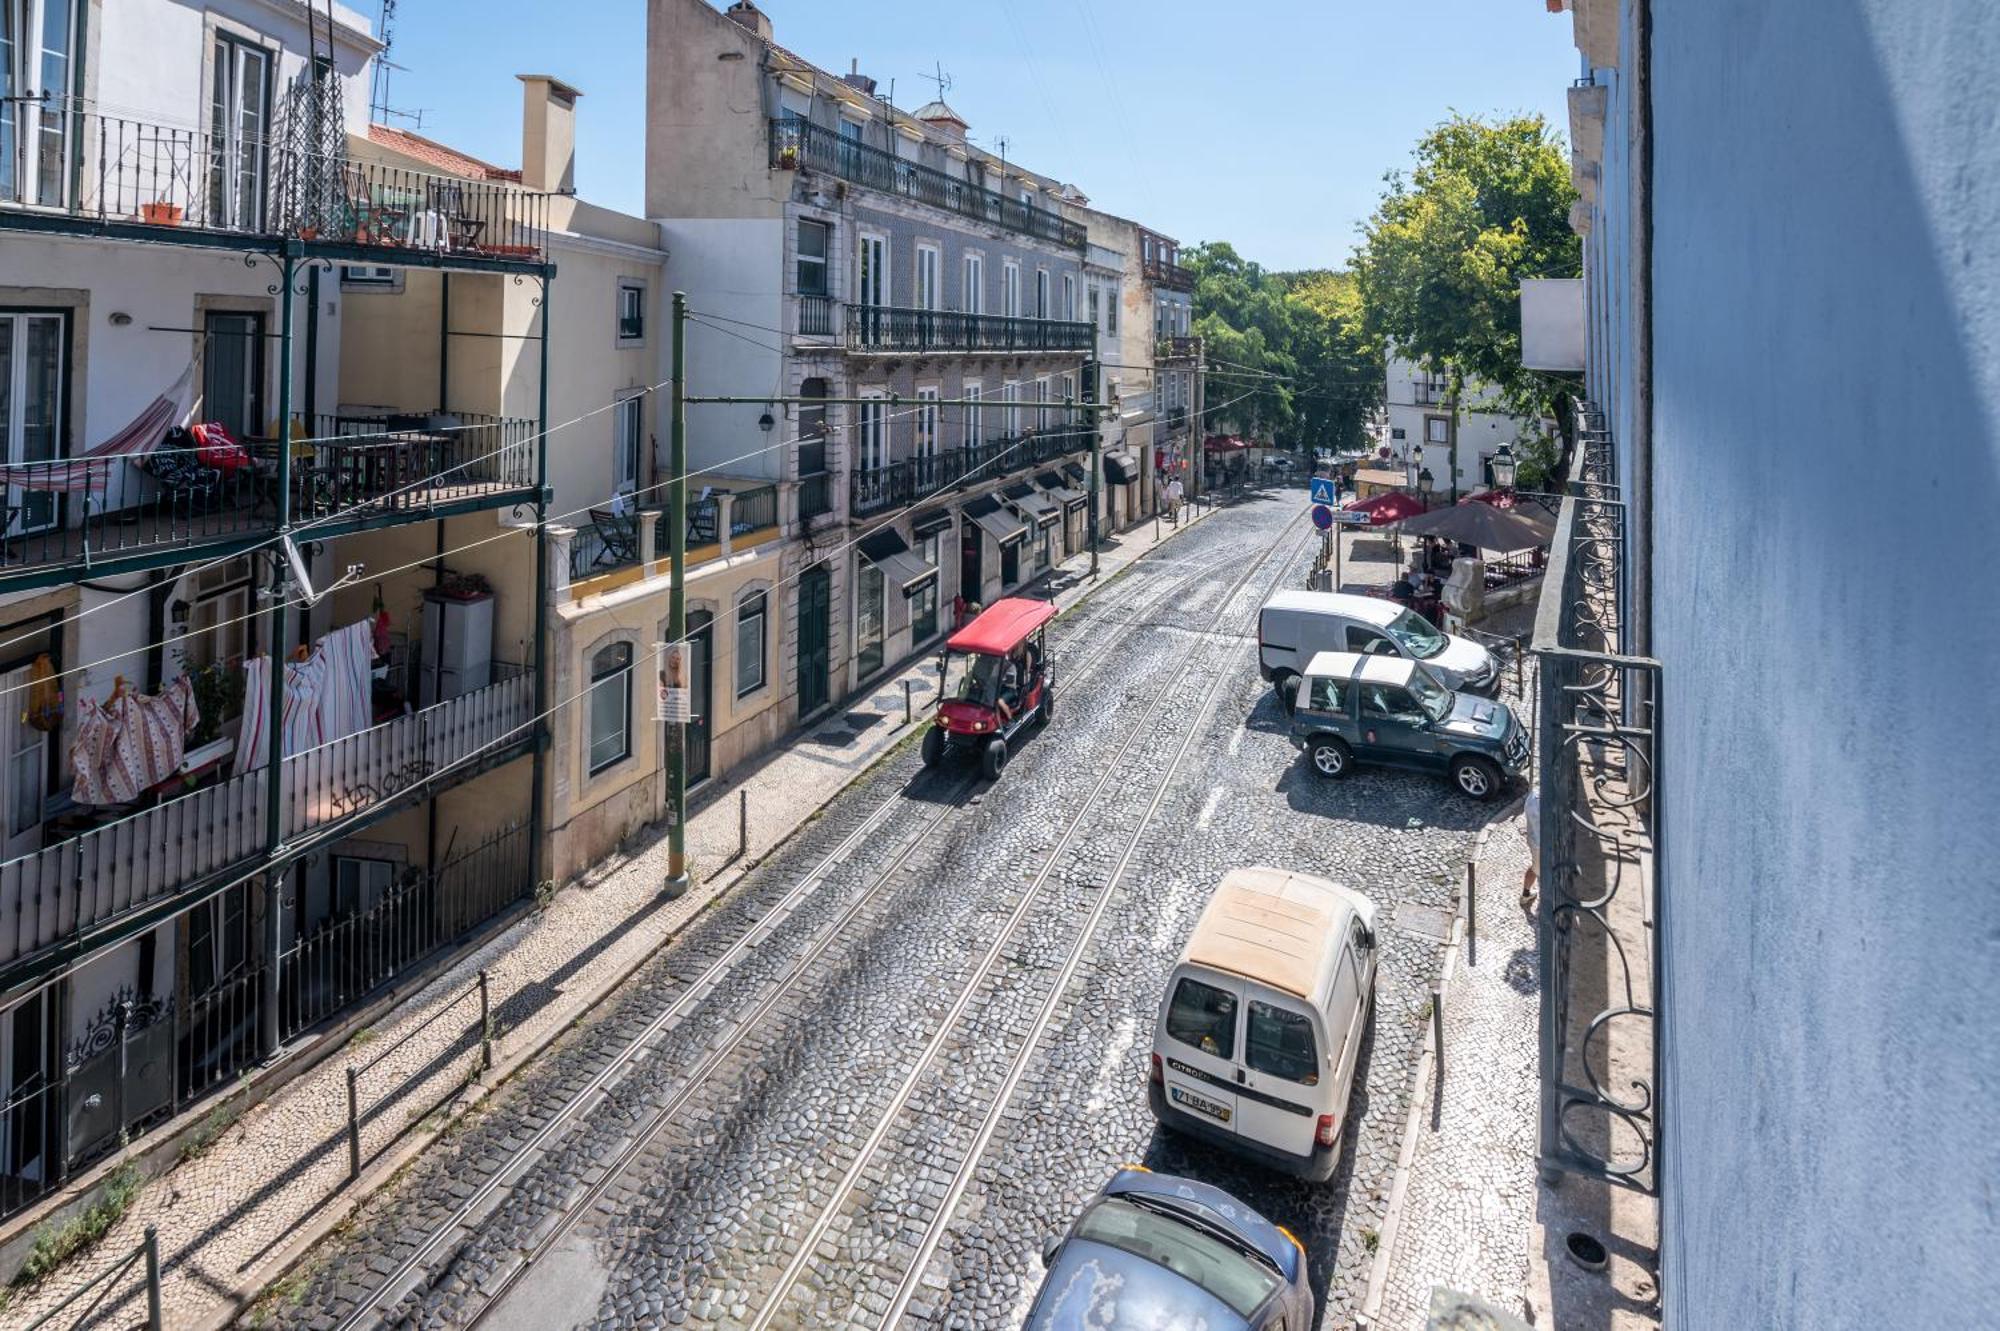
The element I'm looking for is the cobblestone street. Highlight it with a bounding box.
[269,492,1524,1330]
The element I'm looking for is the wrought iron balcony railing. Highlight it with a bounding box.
[1156,336,1198,363]
[567,483,783,583]
[1531,404,1663,1196]
[846,304,1096,355]
[770,117,1087,250]
[1,104,551,263]
[0,411,537,588]
[1141,255,1194,291]
[849,426,1094,516]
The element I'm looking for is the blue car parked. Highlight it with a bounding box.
[1026,1168,1313,1330]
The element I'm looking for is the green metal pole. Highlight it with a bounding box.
[529,273,552,888]
[261,247,298,1057]
[665,292,689,896]
[1087,357,1100,580]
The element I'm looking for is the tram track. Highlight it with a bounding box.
[326,521,1268,1331]
[742,509,1311,1331]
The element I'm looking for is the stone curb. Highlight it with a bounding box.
[199,506,1216,1328]
[1355,808,1510,1329]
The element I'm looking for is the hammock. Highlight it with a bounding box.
[13,363,197,493]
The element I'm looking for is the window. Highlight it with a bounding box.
[735,591,767,697]
[340,265,395,287]
[1035,269,1050,320]
[912,535,940,641]
[1165,976,1237,1059]
[186,559,255,671]
[208,34,271,229]
[914,386,939,459]
[188,884,250,994]
[1306,676,1347,714]
[857,392,888,472]
[1061,273,1076,322]
[1106,287,1118,335]
[1002,262,1020,318]
[1088,286,1100,328]
[798,377,828,478]
[1345,626,1396,656]
[0,310,65,532]
[915,244,940,311]
[962,381,983,445]
[797,219,830,296]
[962,253,984,314]
[857,233,887,307]
[613,394,643,495]
[617,280,646,343]
[587,642,632,774]
[1247,1000,1321,1085]
[1072,1198,1281,1319]
[1,0,79,205]
[855,562,884,679]
[1359,684,1426,727]
[1002,381,1019,435]
[1426,415,1449,444]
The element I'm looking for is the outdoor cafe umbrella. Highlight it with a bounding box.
[1342,490,1427,526]
[1395,500,1551,553]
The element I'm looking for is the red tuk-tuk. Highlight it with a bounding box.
[920,597,1056,779]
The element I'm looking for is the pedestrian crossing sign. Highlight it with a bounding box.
[1309,476,1338,506]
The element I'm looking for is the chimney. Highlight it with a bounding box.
[724,1,771,41]
[841,58,877,97]
[518,74,582,194]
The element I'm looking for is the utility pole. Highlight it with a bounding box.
[528,274,552,894]
[261,246,298,1059]
[1192,339,1207,505]
[1086,356,1101,578]
[664,292,690,897]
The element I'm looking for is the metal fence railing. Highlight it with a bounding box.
[16,1226,161,1331]
[344,969,493,1183]
[1531,404,1662,1196]
[849,426,1094,516]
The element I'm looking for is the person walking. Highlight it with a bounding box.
[1166,475,1185,523]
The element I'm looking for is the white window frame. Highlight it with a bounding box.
[339,265,397,289]
[1035,268,1050,320]
[209,32,273,230]
[612,392,644,495]
[587,641,633,775]
[857,389,889,473]
[1061,273,1076,322]
[962,380,983,446]
[1003,380,1020,436]
[915,243,941,312]
[796,217,831,296]
[617,279,646,345]
[1106,285,1119,335]
[962,252,984,314]
[1002,261,1020,319]
[914,384,940,459]
[857,231,889,308]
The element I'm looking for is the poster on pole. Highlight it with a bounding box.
[657,641,692,724]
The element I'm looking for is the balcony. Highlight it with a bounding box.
[1142,256,1194,292]
[846,305,1096,356]
[769,117,1087,250]
[849,425,1093,517]
[0,666,534,981]
[1156,335,1198,364]
[0,412,537,592]
[566,483,781,586]
[0,105,551,265]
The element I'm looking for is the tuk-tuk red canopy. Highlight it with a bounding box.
[946,597,1057,656]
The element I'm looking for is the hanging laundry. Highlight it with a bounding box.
[70,676,199,805]
[233,618,379,776]
[24,654,62,733]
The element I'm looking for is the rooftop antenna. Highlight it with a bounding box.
[919,62,953,103]
[368,0,426,127]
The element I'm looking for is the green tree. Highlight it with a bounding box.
[1354,112,1579,484]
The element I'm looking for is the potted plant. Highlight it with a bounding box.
[434,570,494,602]
[140,202,184,225]
[778,144,800,170]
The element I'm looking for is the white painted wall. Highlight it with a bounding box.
[659,218,786,483]
[1382,355,1526,494]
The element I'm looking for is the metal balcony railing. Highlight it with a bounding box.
[0,665,533,978]
[1156,336,1198,363]
[0,412,536,585]
[0,105,551,263]
[1141,255,1193,291]
[770,116,1087,250]
[798,293,837,337]
[799,470,833,520]
[849,425,1093,516]
[846,304,1096,355]
[1531,405,1663,1196]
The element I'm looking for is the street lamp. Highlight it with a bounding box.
[1491,442,1517,491]
[1409,444,1424,490]
[1417,466,1435,500]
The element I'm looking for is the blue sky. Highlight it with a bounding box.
[378,0,1577,272]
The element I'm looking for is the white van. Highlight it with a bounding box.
[1148,867,1377,1182]
[1258,589,1497,704]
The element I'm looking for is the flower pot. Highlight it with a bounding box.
[140,202,184,226]
[778,148,800,169]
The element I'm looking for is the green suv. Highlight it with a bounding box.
[1288,650,1529,800]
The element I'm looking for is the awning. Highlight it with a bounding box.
[1063,462,1089,485]
[963,495,1027,547]
[1104,451,1140,485]
[910,507,955,536]
[858,527,938,593]
[1008,488,1063,529]
[1037,471,1090,510]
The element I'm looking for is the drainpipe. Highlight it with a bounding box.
[439,272,452,412]
[260,246,299,1058]
[304,264,320,424]
[528,273,552,889]
[664,292,689,896]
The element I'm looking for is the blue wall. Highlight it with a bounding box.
[1634,2,2000,1324]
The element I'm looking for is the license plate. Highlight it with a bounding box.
[1170,1085,1233,1123]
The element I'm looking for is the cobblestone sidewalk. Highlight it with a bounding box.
[1372,807,1542,1329]
[0,503,1216,1331]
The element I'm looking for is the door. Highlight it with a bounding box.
[1,0,78,207]
[796,566,830,715]
[1158,969,1241,1133]
[0,310,64,534]
[1,664,45,860]
[1236,984,1328,1161]
[1357,683,1443,770]
[999,534,1020,587]
[856,234,887,344]
[0,987,57,1206]
[686,609,712,785]
[202,311,264,440]
[208,36,271,230]
[959,526,982,607]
